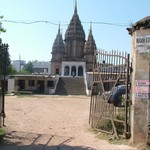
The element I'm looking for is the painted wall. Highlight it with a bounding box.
[7,79,15,93]
[130,24,150,145]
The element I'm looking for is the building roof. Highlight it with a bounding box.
[9,74,54,79]
[33,61,50,68]
[127,16,150,35]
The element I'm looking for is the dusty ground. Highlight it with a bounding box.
[0,95,137,150]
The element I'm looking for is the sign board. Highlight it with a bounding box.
[135,80,150,99]
[136,35,150,53]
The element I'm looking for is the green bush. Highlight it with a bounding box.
[97,119,113,132]
[113,115,125,135]
[97,117,125,135]
[0,128,6,139]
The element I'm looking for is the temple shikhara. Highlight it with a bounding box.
[51,2,97,77]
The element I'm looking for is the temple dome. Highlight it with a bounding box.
[84,26,97,51]
[52,26,65,52]
[65,4,85,41]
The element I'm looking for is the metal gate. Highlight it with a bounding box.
[0,42,8,127]
[0,88,2,127]
[89,49,131,138]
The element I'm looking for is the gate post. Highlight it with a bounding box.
[127,16,150,145]
[0,88,1,127]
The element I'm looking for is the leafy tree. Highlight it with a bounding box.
[0,39,10,75]
[0,15,13,75]
[22,61,33,74]
[7,65,18,75]
[0,15,6,33]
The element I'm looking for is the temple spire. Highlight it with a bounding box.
[89,22,92,34]
[58,22,60,34]
[52,22,64,53]
[84,22,97,51]
[74,0,77,14]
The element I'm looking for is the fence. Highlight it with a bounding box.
[89,49,131,138]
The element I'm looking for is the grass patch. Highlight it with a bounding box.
[16,94,45,98]
[89,128,130,145]
[89,128,150,149]
[0,128,6,140]
[145,146,150,150]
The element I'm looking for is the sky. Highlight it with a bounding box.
[0,0,150,62]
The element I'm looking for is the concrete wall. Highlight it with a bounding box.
[51,61,61,75]
[12,60,26,72]
[129,20,150,145]
[8,79,15,93]
[61,61,86,77]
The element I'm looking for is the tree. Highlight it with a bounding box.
[22,61,33,74]
[0,15,22,75]
[0,15,8,67]
[0,39,11,75]
[7,65,18,75]
[0,15,12,75]
[0,15,6,33]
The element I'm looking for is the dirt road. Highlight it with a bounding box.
[0,95,137,150]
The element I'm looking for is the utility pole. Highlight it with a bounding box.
[19,54,21,73]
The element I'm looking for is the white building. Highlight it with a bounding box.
[33,61,51,74]
[12,60,26,72]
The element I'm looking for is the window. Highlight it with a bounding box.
[78,66,83,76]
[47,81,54,87]
[56,68,59,74]
[28,80,35,86]
[64,66,69,76]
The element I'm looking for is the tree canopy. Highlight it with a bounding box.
[0,15,6,33]
[0,15,15,75]
[21,61,33,74]
[0,40,11,75]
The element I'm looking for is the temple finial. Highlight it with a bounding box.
[74,0,77,14]
[90,22,92,33]
[58,22,60,33]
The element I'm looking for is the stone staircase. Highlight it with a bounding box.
[55,77,86,95]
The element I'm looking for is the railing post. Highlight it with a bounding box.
[125,53,130,138]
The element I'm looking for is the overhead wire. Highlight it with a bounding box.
[1,19,128,27]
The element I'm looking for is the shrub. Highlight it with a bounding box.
[0,128,6,140]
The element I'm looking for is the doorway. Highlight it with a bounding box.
[71,66,76,77]
[18,80,25,91]
[37,80,44,94]
[78,66,83,76]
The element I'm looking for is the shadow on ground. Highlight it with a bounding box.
[0,131,96,150]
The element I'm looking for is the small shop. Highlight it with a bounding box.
[8,74,55,94]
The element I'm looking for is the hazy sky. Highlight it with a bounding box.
[0,0,149,62]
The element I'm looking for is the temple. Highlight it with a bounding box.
[51,2,97,77]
